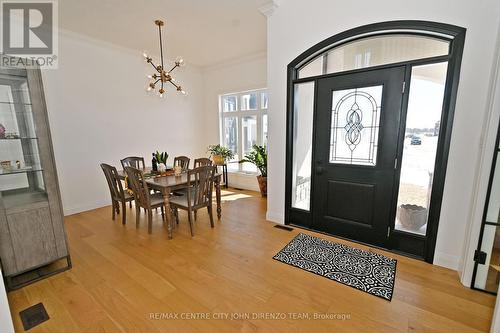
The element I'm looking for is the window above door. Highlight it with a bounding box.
[298,33,450,79]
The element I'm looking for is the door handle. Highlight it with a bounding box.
[316,166,324,175]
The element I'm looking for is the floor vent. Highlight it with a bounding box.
[20,302,49,331]
[274,225,294,231]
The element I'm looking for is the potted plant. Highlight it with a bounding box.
[208,144,234,165]
[153,151,169,171]
[240,145,267,197]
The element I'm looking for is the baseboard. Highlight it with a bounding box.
[227,172,260,192]
[63,200,109,216]
[266,211,284,224]
[433,251,460,271]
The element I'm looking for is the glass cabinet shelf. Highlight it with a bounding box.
[0,167,43,175]
[0,137,37,140]
[0,102,31,106]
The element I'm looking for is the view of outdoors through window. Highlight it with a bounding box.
[220,89,267,172]
[395,62,448,235]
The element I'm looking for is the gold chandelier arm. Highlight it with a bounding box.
[168,80,179,89]
[148,60,161,73]
[169,64,178,73]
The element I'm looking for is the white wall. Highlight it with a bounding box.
[202,53,267,191]
[0,268,14,333]
[42,31,205,215]
[266,0,500,271]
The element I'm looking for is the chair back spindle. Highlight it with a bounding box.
[174,156,190,171]
[193,158,212,168]
[187,166,215,207]
[101,163,125,201]
[124,166,151,208]
[121,156,146,170]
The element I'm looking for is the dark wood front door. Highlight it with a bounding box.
[312,67,405,247]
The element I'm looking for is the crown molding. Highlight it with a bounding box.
[202,51,267,72]
[258,0,280,17]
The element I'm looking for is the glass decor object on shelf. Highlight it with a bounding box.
[394,62,448,235]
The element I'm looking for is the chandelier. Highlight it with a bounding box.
[143,20,186,98]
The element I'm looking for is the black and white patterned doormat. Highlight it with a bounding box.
[273,233,397,301]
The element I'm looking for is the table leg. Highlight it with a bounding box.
[223,164,228,189]
[215,176,222,219]
[162,188,173,239]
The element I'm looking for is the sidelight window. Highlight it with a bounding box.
[291,82,315,210]
[394,62,448,235]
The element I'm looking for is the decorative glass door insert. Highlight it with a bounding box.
[329,85,382,166]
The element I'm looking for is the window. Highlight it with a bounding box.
[291,82,314,210]
[219,89,268,172]
[298,34,450,78]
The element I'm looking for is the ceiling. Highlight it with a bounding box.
[59,0,267,67]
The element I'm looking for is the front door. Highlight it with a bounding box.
[312,67,405,247]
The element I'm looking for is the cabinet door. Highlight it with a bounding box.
[0,208,17,275]
[6,207,58,273]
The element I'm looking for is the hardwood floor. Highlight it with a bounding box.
[6,189,496,332]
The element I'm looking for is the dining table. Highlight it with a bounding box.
[117,167,222,239]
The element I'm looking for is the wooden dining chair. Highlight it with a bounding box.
[173,156,190,171]
[124,166,165,234]
[174,158,212,210]
[193,157,212,168]
[169,165,216,236]
[121,156,145,170]
[100,163,134,225]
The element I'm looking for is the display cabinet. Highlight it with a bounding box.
[0,65,70,290]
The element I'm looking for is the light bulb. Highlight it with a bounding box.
[147,74,153,79]
[159,93,164,98]
[142,51,148,58]
[175,56,185,67]
[181,90,188,96]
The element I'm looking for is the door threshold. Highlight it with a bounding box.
[289,223,425,262]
